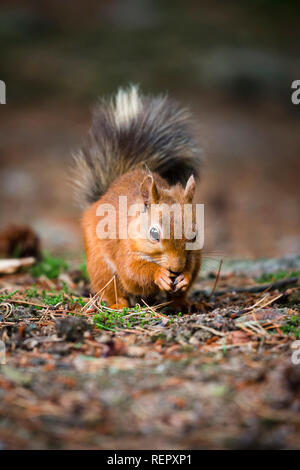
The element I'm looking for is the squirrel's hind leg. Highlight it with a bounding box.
[87,257,130,309]
[110,297,130,310]
[97,279,129,310]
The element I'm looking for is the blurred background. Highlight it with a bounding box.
[0,0,299,262]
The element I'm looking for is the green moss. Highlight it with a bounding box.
[93,304,160,331]
[282,315,300,339]
[41,290,64,306]
[26,286,38,298]
[30,251,68,279]
[24,285,86,310]
[0,290,18,302]
[256,270,300,284]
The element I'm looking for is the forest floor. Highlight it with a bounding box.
[0,255,300,450]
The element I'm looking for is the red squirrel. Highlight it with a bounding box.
[74,86,202,312]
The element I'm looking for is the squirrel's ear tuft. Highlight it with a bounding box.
[184,175,196,202]
[140,175,158,207]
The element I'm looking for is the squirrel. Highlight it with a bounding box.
[73,85,202,312]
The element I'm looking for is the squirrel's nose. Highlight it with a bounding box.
[168,256,186,274]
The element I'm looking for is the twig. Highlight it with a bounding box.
[2,298,47,308]
[256,293,283,309]
[244,294,270,312]
[81,274,115,311]
[193,323,225,337]
[141,299,170,320]
[196,276,298,297]
[1,302,13,319]
[208,259,223,299]
[113,274,118,309]
[243,293,283,315]
[237,321,267,336]
[0,257,35,274]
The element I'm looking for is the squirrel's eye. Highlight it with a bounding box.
[149,226,160,242]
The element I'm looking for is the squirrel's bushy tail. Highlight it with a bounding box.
[73,85,201,207]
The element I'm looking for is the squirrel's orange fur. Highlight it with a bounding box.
[82,169,201,310]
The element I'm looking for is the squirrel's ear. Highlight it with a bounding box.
[140,175,158,207]
[184,175,196,202]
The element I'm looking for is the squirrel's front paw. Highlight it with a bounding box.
[154,267,173,292]
[174,272,190,292]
